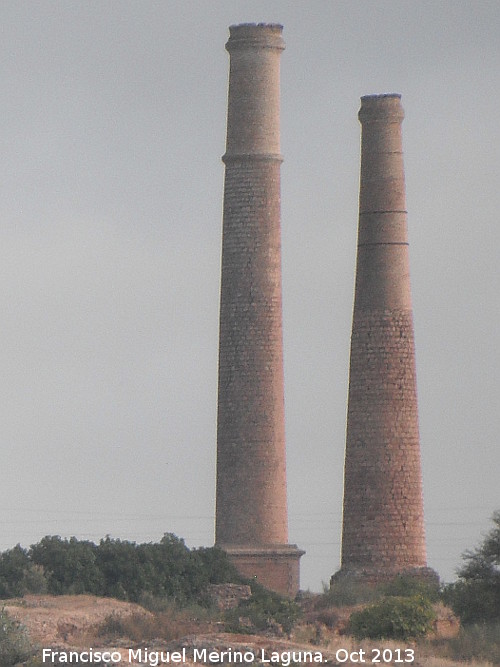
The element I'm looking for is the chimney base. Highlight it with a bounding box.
[218,544,305,597]
[330,565,440,590]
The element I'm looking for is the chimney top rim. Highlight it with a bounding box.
[226,23,285,52]
[361,93,402,101]
[229,22,283,30]
[358,93,404,122]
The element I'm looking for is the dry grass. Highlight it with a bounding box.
[93,605,216,644]
[416,659,494,667]
[426,623,500,666]
[1,594,151,647]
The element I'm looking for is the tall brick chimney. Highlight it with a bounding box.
[215,23,303,597]
[334,94,436,585]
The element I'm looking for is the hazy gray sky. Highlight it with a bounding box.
[1,1,499,592]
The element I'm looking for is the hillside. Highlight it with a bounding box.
[1,594,477,667]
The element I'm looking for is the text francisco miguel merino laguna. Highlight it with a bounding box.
[42,647,326,665]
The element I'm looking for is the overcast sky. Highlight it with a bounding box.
[1,1,499,592]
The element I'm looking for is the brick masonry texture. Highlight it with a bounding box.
[215,24,303,597]
[223,546,302,599]
[337,95,430,582]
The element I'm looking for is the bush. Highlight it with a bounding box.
[0,607,34,665]
[138,591,174,613]
[224,582,301,635]
[348,595,435,640]
[318,578,376,608]
[381,573,440,602]
[96,605,214,643]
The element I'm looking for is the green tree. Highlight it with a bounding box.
[443,510,500,624]
[94,533,217,603]
[96,537,147,601]
[0,545,47,598]
[192,546,242,585]
[0,533,262,606]
[0,545,32,597]
[152,533,196,600]
[30,536,103,595]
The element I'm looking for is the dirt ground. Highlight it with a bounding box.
[3,594,154,664]
[1,594,466,667]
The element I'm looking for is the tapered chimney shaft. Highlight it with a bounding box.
[336,94,435,584]
[215,23,303,597]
